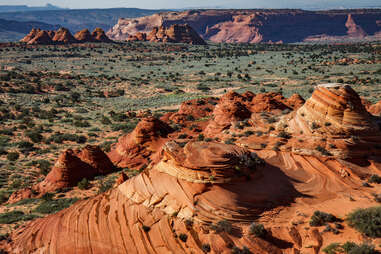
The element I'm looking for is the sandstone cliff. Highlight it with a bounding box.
[107,9,381,43]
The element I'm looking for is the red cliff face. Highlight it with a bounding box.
[127,24,206,45]
[107,9,381,43]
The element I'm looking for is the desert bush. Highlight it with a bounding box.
[310,210,338,226]
[179,233,188,242]
[201,244,211,253]
[211,220,232,234]
[347,206,381,238]
[249,222,266,238]
[7,152,19,161]
[323,242,377,254]
[368,175,381,184]
[34,198,79,214]
[77,178,90,190]
[0,210,39,224]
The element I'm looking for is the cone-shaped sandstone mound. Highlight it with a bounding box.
[278,84,381,158]
[74,28,95,42]
[27,30,54,45]
[7,145,115,202]
[91,27,113,42]
[52,27,78,43]
[108,117,173,169]
[20,28,40,43]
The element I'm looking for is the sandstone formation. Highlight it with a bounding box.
[74,29,95,42]
[107,9,381,43]
[5,138,381,253]
[27,30,54,45]
[52,27,77,43]
[3,85,381,253]
[21,27,113,44]
[91,27,114,43]
[369,100,381,116]
[108,117,173,169]
[167,97,218,124]
[127,24,206,45]
[275,84,381,158]
[8,145,115,203]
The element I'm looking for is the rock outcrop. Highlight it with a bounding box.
[107,9,381,43]
[91,27,113,43]
[8,145,115,203]
[277,84,381,158]
[74,29,95,42]
[52,27,78,43]
[108,117,173,169]
[127,24,206,45]
[22,27,113,44]
[27,30,54,45]
[369,100,381,116]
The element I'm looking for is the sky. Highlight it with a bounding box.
[0,0,380,9]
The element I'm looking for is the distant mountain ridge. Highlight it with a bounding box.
[0,4,65,13]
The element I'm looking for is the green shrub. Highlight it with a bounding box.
[368,175,381,184]
[77,178,89,190]
[249,222,266,238]
[0,210,39,224]
[201,243,211,253]
[310,211,338,226]
[347,206,381,238]
[211,220,232,234]
[7,152,19,161]
[34,198,79,214]
[179,233,188,242]
[323,242,377,254]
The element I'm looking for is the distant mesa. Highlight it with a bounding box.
[127,24,207,45]
[21,27,113,45]
[108,9,381,43]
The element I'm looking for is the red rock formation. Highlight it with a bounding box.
[52,27,78,43]
[107,9,381,43]
[285,93,305,109]
[91,27,113,42]
[249,92,291,113]
[10,145,115,197]
[20,28,40,43]
[369,100,381,116]
[27,30,54,45]
[74,29,95,42]
[276,83,381,158]
[204,91,251,136]
[6,138,381,253]
[108,117,173,169]
[168,97,218,124]
[115,172,129,186]
[127,32,147,42]
[126,24,206,45]
[345,14,367,37]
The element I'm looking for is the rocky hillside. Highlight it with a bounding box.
[107,9,381,43]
